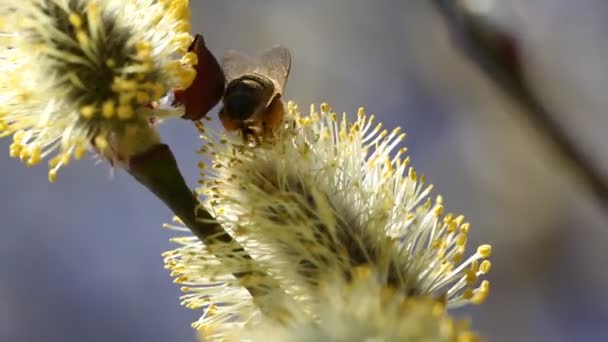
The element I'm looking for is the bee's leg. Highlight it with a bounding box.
[241,127,261,146]
[218,107,241,131]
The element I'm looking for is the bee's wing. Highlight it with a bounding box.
[255,46,292,93]
[222,50,257,83]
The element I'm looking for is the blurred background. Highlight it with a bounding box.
[1,0,607,341]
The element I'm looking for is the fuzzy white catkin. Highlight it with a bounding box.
[164,102,491,340]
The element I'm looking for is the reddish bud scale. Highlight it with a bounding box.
[176,34,226,120]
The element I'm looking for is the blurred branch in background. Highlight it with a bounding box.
[430,0,608,208]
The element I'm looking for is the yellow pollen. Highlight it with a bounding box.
[462,289,473,300]
[182,51,198,65]
[471,281,490,304]
[479,260,492,274]
[465,270,477,284]
[460,223,470,233]
[452,251,464,263]
[357,107,365,117]
[86,2,101,18]
[456,233,467,247]
[153,83,166,98]
[48,169,58,183]
[447,221,458,233]
[458,332,480,342]
[26,146,42,166]
[117,105,134,120]
[80,105,96,119]
[408,168,417,181]
[94,136,109,150]
[76,29,89,46]
[106,58,117,68]
[454,215,465,226]
[102,100,115,118]
[171,33,193,52]
[74,145,87,160]
[477,245,492,258]
[68,13,83,28]
[136,92,151,104]
[434,204,444,217]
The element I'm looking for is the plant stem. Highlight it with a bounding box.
[127,143,271,298]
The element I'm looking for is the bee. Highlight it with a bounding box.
[219,46,292,142]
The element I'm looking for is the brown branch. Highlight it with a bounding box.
[127,144,274,298]
[430,0,608,206]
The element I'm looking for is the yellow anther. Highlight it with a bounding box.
[320,103,331,112]
[76,29,89,46]
[462,289,473,300]
[471,281,490,304]
[27,146,42,166]
[150,12,163,26]
[477,245,492,258]
[13,130,25,142]
[458,331,480,342]
[465,270,477,284]
[61,153,71,166]
[182,51,198,65]
[434,204,444,217]
[460,223,470,234]
[136,41,153,59]
[454,215,465,226]
[48,155,62,168]
[74,145,87,160]
[48,169,57,183]
[68,13,82,28]
[447,221,458,233]
[173,276,188,284]
[152,83,166,98]
[174,21,191,34]
[106,58,117,68]
[102,100,115,118]
[352,266,373,281]
[452,251,464,263]
[479,260,492,274]
[456,233,467,247]
[357,107,365,117]
[431,239,444,249]
[171,33,193,52]
[117,105,134,120]
[176,67,196,89]
[408,167,417,181]
[167,1,190,20]
[94,135,109,150]
[136,91,151,104]
[86,2,101,18]
[80,105,96,119]
[18,147,30,161]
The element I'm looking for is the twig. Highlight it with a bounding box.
[127,144,274,298]
[430,0,608,206]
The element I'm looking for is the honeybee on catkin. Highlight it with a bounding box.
[218,46,292,142]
